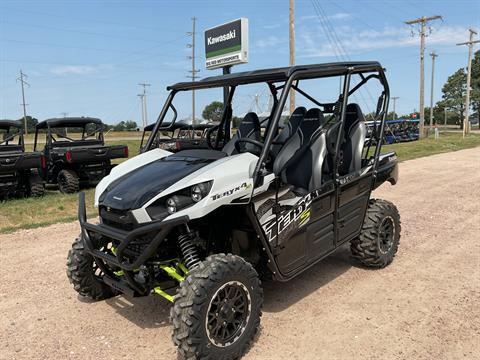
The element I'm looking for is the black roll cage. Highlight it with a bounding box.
[34,122,105,151]
[145,63,390,184]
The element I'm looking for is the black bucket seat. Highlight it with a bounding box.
[222,112,261,155]
[273,108,327,193]
[271,107,307,156]
[338,103,367,175]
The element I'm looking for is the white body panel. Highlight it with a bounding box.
[94,148,172,206]
[132,152,260,223]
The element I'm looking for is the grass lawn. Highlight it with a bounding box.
[1,132,479,234]
[383,132,480,161]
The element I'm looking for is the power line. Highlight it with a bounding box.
[456,28,480,136]
[404,15,443,139]
[16,70,29,134]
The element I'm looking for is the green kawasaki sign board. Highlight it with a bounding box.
[204,18,248,70]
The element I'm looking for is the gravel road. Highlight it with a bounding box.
[1,147,479,360]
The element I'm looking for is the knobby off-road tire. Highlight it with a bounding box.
[27,171,44,197]
[58,169,79,194]
[351,199,401,268]
[171,254,263,360]
[66,235,116,300]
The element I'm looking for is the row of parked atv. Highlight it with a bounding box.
[0,117,128,199]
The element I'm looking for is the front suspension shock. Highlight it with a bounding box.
[178,226,201,270]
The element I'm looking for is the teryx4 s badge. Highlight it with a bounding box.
[211,182,252,201]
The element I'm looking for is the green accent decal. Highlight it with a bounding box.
[299,208,311,227]
[206,44,241,59]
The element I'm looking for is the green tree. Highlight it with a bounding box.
[202,101,224,122]
[16,115,38,133]
[439,68,467,128]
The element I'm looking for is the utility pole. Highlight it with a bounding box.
[16,70,29,135]
[457,28,479,137]
[61,112,69,136]
[391,97,399,120]
[187,17,199,126]
[405,15,442,139]
[137,83,150,129]
[444,107,448,126]
[429,51,438,130]
[289,0,295,114]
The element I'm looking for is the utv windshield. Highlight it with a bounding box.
[0,122,24,152]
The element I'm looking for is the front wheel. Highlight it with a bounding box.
[66,235,117,300]
[350,199,401,268]
[171,254,263,360]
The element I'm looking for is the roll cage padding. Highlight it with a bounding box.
[222,112,261,155]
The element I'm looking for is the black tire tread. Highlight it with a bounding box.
[28,171,44,197]
[66,236,116,300]
[58,169,79,194]
[171,253,263,360]
[351,199,401,268]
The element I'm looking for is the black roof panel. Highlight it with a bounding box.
[36,117,103,129]
[168,61,382,91]
[0,120,22,129]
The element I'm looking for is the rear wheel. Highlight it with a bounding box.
[27,171,44,197]
[58,169,79,193]
[66,235,117,300]
[351,199,401,268]
[171,253,262,360]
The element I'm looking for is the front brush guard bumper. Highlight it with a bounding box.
[77,192,188,295]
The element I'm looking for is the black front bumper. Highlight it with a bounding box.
[78,192,188,294]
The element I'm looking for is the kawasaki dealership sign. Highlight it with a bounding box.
[205,18,248,70]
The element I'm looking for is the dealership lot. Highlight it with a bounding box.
[1,147,478,360]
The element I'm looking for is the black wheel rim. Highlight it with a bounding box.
[378,216,395,254]
[206,281,251,347]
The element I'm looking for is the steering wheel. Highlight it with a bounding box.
[234,138,275,162]
[206,125,221,150]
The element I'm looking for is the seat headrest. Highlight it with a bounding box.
[237,112,260,138]
[288,106,307,133]
[298,108,324,141]
[345,103,365,135]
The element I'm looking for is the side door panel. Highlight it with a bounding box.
[337,173,373,244]
[268,182,336,276]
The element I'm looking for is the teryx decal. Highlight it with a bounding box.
[211,182,252,201]
[263,189,323,243]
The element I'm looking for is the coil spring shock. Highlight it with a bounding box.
[178,228,201,270]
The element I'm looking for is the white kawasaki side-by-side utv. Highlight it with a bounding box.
[67,62,400,360]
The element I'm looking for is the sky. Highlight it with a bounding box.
[1,0,479,125]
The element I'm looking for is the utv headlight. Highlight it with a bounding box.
[191,182,211,202]
[166,195,193,214]
[147,181,213,219]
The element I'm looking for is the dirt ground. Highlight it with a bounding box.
[1,147,479,360]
